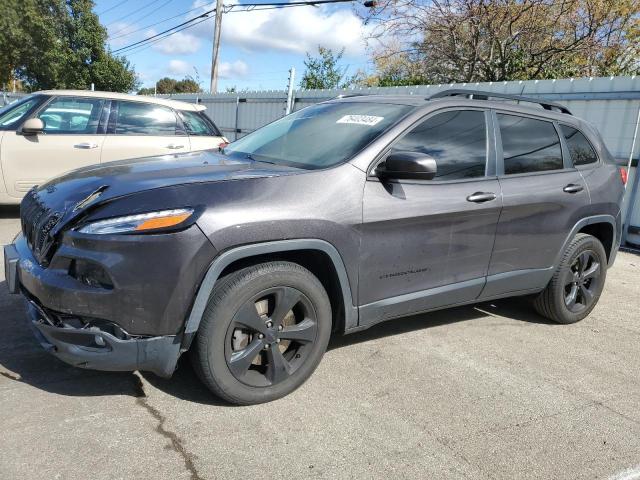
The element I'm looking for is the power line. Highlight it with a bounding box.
[112,9,216,53]
[109,2,215,40]
[108,0,175,35]
[105,0,168,27]
[97,0,128,16]
[121,16,213,56]
[112,0,356,54]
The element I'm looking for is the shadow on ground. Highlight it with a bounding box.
[0,276,551,405]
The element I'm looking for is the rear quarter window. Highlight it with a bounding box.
[560,124,598,166]
[179,110,220,136]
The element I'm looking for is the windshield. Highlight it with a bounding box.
[223,102,413,169]
[0,95,44,130]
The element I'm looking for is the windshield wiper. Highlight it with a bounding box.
[246,153,277,165]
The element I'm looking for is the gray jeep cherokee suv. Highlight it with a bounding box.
[4,90,625,404]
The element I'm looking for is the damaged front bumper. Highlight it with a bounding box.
[4,239,182,378]
[25,300,181,378]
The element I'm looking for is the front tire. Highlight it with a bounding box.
[191,261,332,405]
[533,233,607,324]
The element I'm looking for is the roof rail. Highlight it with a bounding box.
[429,89,572,115]
[334,93,369,99]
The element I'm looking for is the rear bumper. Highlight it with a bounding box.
[24,299,180,377]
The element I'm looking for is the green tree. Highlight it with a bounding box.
[155,77,178,94]
[175,77,200,93]
[300,46,357,90]
[137,87,155,96]
[139,76,202,95]
[0,0,138,92]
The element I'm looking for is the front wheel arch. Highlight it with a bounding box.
[182,239,357,349]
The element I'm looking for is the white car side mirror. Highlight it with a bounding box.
[21,118,44,135]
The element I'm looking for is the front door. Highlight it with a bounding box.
[0,96,105,198]
[359,109,502,326]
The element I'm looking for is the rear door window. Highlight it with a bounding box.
[498,114,563,174]
[114,101,179,135]
[560,124,598,166]
[390,110,488,180]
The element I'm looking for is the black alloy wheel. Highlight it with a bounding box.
[562,250,602,313]
[533,233,607,324]
[225,286,318,387]
[192,261,332,405]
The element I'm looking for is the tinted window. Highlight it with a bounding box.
[390,110,487,180]
[560,124,598,166]
[180,110,216,136]
[115,101,178,135]
[0,95,43,130]
[498,114,563,174]
[223,102,412,170]
[38,97,104,134]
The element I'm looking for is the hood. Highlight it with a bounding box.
[25,150,303,240]
[34,149,301,211]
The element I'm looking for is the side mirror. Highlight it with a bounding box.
[376,151,437,180]
[21,118,44,136]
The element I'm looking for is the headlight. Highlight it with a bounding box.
[78,208,194,235]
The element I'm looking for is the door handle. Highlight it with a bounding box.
[74,142,98,149]
[166,144,185,149]
[467,192,497,203]
[563,184,584,194]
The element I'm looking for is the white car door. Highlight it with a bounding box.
[101,100,190,162]
[0,96,106,198]
[177,109,227,152]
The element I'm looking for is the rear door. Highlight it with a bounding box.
[359,108,502,325]
[0,95,105,198]
[101,100,189,162]
[178,109,226,152]
[482,111,588,297]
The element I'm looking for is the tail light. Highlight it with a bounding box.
[620,167,628,185]
[218,142,229,150]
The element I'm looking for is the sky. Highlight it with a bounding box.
[95,0,376,92]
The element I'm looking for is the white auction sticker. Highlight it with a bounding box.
[336,115,384,126]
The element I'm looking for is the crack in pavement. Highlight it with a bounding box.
[132,374,204,480]
[0,370,21,381]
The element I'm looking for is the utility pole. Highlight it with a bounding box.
[285,67,296,115]
[209,0,224,94]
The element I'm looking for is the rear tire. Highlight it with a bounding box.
[191,261,332,405]
[533,233,607,324]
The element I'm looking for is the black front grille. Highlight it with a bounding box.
[20,189,61,266]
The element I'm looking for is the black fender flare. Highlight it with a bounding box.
[182,239,358,343]
[552,214,619,270]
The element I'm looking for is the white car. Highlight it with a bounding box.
[0,90,227,204]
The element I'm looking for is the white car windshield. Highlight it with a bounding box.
[0,95,43,129]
